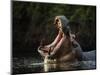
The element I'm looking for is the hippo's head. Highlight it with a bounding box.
[38,16,72,60]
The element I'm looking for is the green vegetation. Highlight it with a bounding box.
[13,1,96,54]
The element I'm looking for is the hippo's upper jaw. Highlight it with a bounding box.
[38,32,65,58]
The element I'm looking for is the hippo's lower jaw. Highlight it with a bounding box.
[38,31,64,57]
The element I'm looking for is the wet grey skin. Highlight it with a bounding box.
[38,15,96,63]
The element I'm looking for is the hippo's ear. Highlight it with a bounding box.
[70,34,76,42]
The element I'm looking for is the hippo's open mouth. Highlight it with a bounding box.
[38,16,69,57]
[38,31,64,56]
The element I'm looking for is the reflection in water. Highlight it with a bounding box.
[44,63,57,72]
[13,57,96,74]
[38,61,95,72]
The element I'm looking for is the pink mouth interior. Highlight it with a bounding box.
[39,32,63,53]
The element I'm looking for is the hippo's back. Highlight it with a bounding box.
[82,50,96,61]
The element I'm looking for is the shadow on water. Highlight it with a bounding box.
[12,54,96,74]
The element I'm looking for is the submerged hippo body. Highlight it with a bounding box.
[37,16,96,71]
[82,50,96,61]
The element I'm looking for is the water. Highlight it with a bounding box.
[13,56,96,74]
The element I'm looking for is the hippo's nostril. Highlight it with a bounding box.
[38,46,43,50]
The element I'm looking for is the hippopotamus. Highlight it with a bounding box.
[38,15,96,64]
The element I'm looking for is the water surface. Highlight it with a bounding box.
[13,56,96,74]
